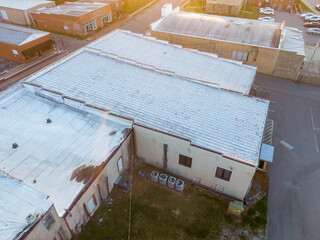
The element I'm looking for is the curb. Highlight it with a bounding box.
[129,0,159,17]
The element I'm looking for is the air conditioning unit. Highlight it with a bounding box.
[175,179,184,192]
[151,171,159,183]
[168,176,176,189]
[159,173,168,186]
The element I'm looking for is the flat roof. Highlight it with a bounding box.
[0,90,131,216]
[0,171,52,240]
[151,11,282,48]
[33,2,108,16]
[88,30,256,94]
[279,27,305,56]
[24,48,269,166]
[0,23,49,46]
[0,0,53,10]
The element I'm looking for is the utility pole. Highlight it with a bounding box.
[300,39,320,83]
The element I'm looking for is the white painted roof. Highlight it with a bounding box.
[0,171,52,240]
[151,11,282,48]
[88,30,256,94]
[33,2,108,16]
[279,27,305,56]
[0,90,131,216]
[24,49,269,165]
[0,0,54,10]
[0,23,49,46]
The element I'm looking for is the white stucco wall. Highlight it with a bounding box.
[134,125,256,200]
[25,206,71,240]
[64,133,133,234]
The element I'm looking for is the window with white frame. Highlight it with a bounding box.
[100,13,112,26]
[82,19,97,35]
[42,213,55,230]
[231,51,248,62]
[87,194,98,215]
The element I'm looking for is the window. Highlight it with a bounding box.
[215,167,232,181]
[87,194,98,214]
[100,13,112,26]
[43,213,55,230]
[231,51,248,62]
[217,48,222,57]
[179,154,192,168]
[117,157,124,173]
[82,19,97,35]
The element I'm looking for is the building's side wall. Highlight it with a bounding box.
[65,132,133,233]
[31,4,112,36]
[272,50,304,80]
[150,30,279,75]
[25,206,72,240]
[134,125,256,200]
[270,0,294,11]
[26,2,56,26]
[205,2,243,15]
[0,7,26,25]
[0,41,23,63]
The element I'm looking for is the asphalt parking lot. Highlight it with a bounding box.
[269,11,320,46]
[254,74,320,240]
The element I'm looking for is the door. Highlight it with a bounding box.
[117,157,123,173]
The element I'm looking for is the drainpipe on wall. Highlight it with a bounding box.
[163,144,168,170]
[24,10,31,27]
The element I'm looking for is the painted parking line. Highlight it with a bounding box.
[310,107,319,153]
[280,140,294,150]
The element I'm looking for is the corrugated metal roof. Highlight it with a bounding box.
[0,0,53,10]
[0,91,130,216]
[25,49,269,165]
[88,30,256,94]
[207,0,243,5]
[0,23,49,45]
[0,171,52,240]
[279,27,305,56]
[260,143,274,163]
[152,11,282,48]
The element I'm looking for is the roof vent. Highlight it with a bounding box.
[12,143,18,149]
[26,214,36,224]
[46,118,52,123]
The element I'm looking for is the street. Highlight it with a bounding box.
[254,74,320,240]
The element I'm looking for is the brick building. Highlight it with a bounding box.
[247,0,294,11]
[0,23,54,63]
[31,2,112,36]
[78,0,124,19]
[205,0,244,16]
[151,10,305,80]
[0,0,55,26]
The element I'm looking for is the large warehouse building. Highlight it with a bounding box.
[151,10,305,80]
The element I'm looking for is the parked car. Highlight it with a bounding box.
[260,8,274,15]
[304,22,320,28]
[258,17,275,22]
[301,12,315,18]
[307,28,320,35]
[305,15,320,22]
[316,4,320,11]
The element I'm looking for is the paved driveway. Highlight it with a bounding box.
[254,74,320,240]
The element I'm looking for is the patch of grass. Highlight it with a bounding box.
[241,196,267,230]
[237,6,259,19]
[300,1,315,13]
[74,167,267,240]
[124,0,155,14]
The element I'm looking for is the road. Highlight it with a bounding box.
[254,74,320,240]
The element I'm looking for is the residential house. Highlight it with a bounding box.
[31,2,112,36]
[150,10,305,80]
[0,0,55,26]
[0,23,54,63]
[205,0,244,15]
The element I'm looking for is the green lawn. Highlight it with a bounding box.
[300,1,315,13]
[124,0,156,14]
[73,166,267,240]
